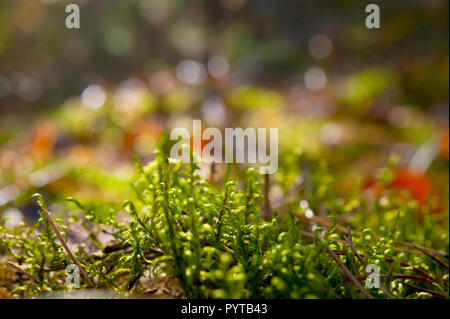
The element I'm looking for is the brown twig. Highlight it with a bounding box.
[344,226,394,299]
[393,274,436,285]
[303,229,438,296]
[384,257,411,268]
[413,244,449,270]
[403,282,446,299]
[344,226,365,266]
[293,211,447,259]
[344,226,361,279]
[39,205,95,288]
[7,262,38,284]
[0,287,12,299]
[302,222,441,297]
[327,248,374,299]
[396,242,448,259]
[103,242,132,253]
[412,267,437,283]
[302,230,415,268]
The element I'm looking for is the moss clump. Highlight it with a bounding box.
[0,147,448,299]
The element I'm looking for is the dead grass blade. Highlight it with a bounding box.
[327,248,374,299]
[38,204,95,288]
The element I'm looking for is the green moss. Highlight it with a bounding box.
[0,144,448,299]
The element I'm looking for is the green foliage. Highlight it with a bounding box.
[0,147,448,299]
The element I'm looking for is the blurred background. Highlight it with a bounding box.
[0,0,448,226]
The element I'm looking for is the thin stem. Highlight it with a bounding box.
[403,282,446,299]
[345,226,394,299]
[293,211,447,259]
[0,287,12,299]
[327,248,374,299]
[413,244,449,270]
[7,262,38,284]
[39,206,95,288]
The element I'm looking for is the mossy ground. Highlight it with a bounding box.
[0,141,448,299]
